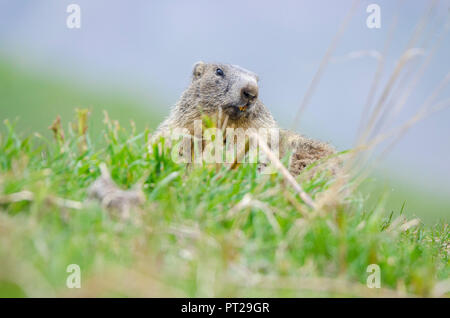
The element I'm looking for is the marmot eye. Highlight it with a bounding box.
[215,68,224,77]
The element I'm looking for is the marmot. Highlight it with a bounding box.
[153,61,336,176]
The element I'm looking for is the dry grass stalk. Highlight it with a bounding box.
[48,115,65,143]
[87,163,145,220]
[0,190,82,210]
[291,0,359,130]
[312,2,450,210]
[252,132,316,209]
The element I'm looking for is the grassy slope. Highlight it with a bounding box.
[1,59,449,225]
[0,60,162,136]
[0,60,448,297]
[0,112,448,297]
[361,175,450,226]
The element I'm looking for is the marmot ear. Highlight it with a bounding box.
[192,61,205,80]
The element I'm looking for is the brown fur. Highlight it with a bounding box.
[153,62,336,176]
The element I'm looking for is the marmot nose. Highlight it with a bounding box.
[241,84,258,104]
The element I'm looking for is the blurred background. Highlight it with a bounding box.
[0,0,449,223]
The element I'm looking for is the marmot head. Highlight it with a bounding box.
[189,61,260,120]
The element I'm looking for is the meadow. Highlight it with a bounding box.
[0,58,448,297]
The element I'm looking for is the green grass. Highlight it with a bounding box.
[1,56,449,224]
[0,58,448,297]
[0,114,448,297]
